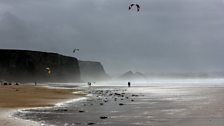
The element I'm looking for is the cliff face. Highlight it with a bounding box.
[78,60,109,82]
[0,49,80,82]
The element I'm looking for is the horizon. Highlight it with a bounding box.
[2,48,224,77]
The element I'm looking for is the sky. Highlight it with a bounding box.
[1,0,224,75]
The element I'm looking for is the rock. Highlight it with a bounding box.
[87,122,95,125]
[114,93,121,96]
[119,103,124,106]
[100,116,108,119]
[132,94,139,97]
[55,108,68,112]
[119,71,147,81]
[78,110,85,113]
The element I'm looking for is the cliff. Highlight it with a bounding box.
[0,49,80,82]
[78,60,109,82]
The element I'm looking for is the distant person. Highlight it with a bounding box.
[128,82,131,87]
[35,82,37,86]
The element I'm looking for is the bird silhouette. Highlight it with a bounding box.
[129,4,140,12]
[73,48,79,53]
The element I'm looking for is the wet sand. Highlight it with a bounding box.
[0,85,85,126]
[172,87,224,126]
[16,86,224,126]
[0,108,38,126]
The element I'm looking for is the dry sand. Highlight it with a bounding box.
[0,85,85,126]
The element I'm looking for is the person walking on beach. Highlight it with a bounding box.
[128,82,131,87]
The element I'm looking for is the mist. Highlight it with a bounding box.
[1,0,224,75]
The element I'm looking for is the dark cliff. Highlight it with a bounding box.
[78,60,109,82]
[0,49,80,82]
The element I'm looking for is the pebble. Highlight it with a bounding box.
[119,103,124,106]
[100,116,108,119]
[87,122,95,125]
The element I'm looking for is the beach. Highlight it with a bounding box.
[12,84,224,126]
[1,83,224,126]
[0,84,85,126]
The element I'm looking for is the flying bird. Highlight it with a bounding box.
[73,48,79,53]
[129,4,135,10]
[136,4,140,12]
[129,4,140,12]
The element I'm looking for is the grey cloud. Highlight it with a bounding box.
[1,0,224,74]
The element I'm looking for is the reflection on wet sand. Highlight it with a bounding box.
[15,86,224,126]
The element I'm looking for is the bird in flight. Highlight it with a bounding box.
[129,4,140,12]
[73,48,79,53]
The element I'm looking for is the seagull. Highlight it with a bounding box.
[129,4,140,12]
[73,48,79,53]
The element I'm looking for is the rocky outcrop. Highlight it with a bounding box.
[119,71,146,81]
[78,60,109,82]
[0,49,80,82]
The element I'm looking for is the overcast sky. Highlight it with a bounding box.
[1,0,224,74]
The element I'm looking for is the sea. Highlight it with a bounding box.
[14,78,224,126]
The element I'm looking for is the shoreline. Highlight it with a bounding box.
[0,108,39,126]
[2,85,224,126]
[0,85,86,126]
